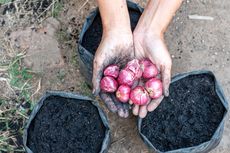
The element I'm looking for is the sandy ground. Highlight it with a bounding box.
[0,0,229,152]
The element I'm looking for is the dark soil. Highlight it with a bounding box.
[141,74,225,152]
[27,96,106,153]
[81,9,141,55]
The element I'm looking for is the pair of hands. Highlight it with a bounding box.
[92,28,172,118]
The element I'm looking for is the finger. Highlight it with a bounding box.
[147,96,164,112]
[132,104,139,116]
[111,94,129,118]
[92,58,104,96]
[121,103,130,118]
[161,65,171,97]
[117,104,129,118]
[100,92,118,113]
[139,105,148,118]
[138,95,151,118]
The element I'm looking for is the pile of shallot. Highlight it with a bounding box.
[100,59,163,105]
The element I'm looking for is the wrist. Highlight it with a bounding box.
[134,27,163,41]
[97,0,131,37]
[103,26,132,38]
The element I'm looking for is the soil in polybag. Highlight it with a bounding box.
[141,74,225,152]
[27,96,105,153]
[82,9,141,55]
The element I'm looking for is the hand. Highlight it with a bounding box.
[92,30,134,118]
[132,32,172,118]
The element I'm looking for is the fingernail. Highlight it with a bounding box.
[123,110,129,118]
[118,108,125,118]
[93,89,100,96]
[92,89,95,94]
[165,89,169,97]
[93,91,98,97]
[109,105,118,113]
[92,89,97,96]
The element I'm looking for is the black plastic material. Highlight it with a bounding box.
[138,70,229,153]
[78,1,143,87]
[23,91,110,153]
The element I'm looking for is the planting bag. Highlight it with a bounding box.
[78,1,143,87]
[23,91,110,153]
[138,70,229,153]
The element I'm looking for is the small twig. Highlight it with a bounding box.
[30,78,41,100]
[0,66,8,72]
[0,77,15,95]
[8,52,26,68]
[51,0,55,16]
[20,79,30,91]
[37,0,57,19]
[188,15,214,21]
[16,111,28,119]
[77,0,89,13]
[0,117,10,120]
[1,0,20,6]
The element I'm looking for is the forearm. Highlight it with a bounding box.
[134,0,183,36]
[97,0,131,34]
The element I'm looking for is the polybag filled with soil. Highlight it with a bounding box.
[138,70,228,153]
[23,91,110,153]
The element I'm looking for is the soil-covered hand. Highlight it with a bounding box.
[132,32,172,118]
[92,30,134,118]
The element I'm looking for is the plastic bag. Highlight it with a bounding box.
[23,91,110,153]
[138,70,229,153]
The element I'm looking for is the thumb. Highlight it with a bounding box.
[161,64,171,97]
[92,58,104,96]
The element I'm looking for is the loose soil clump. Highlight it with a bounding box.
[141,74,225,152]
[82,9,141,55]
[27,96,105,153]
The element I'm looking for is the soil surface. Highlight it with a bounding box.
[82,9,141,55]
[141,73,225,152]
[27,96,105,153]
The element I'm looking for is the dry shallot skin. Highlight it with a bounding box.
[125,59,142,79]
[103,64,120,78]
[116,85,131,103]
[130,86,150,105]
[145,78,163,99]
[100,76,118,92]
[140,59,158,79]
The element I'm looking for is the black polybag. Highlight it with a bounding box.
[138,71,229,153]
[23,91,110,153]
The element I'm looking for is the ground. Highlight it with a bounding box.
[0,0,229,153]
